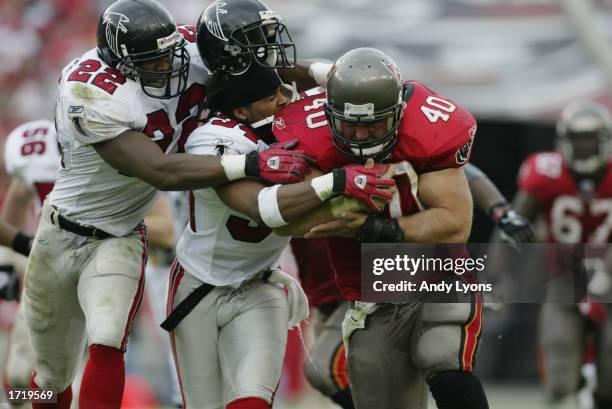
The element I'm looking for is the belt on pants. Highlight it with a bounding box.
[161,269,273,332]
[161,282,216,332]
[49,207,114,239]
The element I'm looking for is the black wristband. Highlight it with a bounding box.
[331,169,346,194]
[244,151,260,178]
[12,232,32,257]
[357,214,405,243]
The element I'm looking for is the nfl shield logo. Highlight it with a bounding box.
[267,156,280,170]
[354,175,367,189]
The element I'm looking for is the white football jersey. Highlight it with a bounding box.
[176,115,290,286]
[4,119,60,206]
[49,33,209,237]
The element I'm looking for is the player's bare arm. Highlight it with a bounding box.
[274,161,395,237]
[1,178,33,230]
[215,170,323,226]
[94,130,230,190]
[512,189,543,225]
[399,166,472,243]
[94,129,309,190]
[465,162,534,243]
[0,178,34,256]
[216,160,395,228]
[465,163,506,212]
[278,60,333,91]
[303,166,472,243]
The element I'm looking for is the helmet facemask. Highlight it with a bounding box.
[557,130,610,175]
[118,33,190,99]
[223,13,295,75]
[325,93,405,162]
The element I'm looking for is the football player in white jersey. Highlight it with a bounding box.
[0,119,57,284]
[2,119,59,409]
[164,63,395,409]
[21,1,313,408]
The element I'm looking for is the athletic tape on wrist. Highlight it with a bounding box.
[258,185,288,228]
[221,155,247,181]
[310,172,336,201]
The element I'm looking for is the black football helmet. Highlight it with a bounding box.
[557,100,611,175]
[96,0,190,99]
[196,0,295,75]
[324,48,406,161]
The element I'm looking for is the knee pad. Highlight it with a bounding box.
[226,397,270,409]
[427,370,489,409]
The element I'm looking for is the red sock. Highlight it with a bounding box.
[79,345,125,409]
[226,397,270,409]
[31,374,72,409]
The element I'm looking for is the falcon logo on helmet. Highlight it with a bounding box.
[205,2,229,41]
[104,12,130,58]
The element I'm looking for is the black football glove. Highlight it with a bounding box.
[489,202,534,245]
[0,265,20,301]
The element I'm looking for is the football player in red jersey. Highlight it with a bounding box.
[513,101,612,409]
[272,47,489,409]
[293,161,532,409]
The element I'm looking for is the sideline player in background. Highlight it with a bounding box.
[0,119,58,303]
[2,119,59,409]
[21,1,309,408]
[513,100,612,409]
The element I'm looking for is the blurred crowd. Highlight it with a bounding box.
[0,0,206,195]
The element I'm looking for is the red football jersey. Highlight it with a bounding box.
[273,81,477,300]
[290,238,343,307]
[518,151,612,243]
